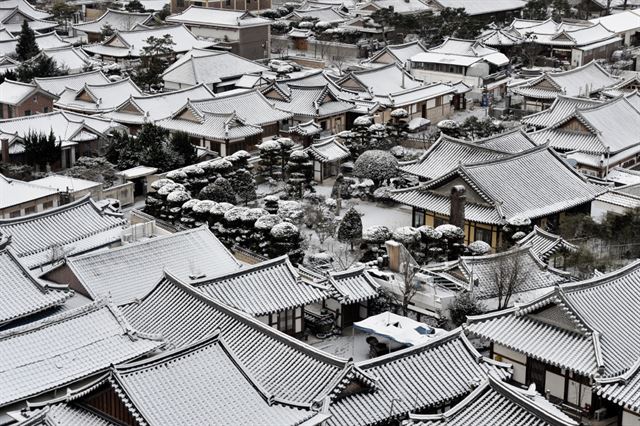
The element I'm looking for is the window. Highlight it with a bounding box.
[474,226,492,244]
[226,0,230,5]
[24,110,31,116]
[0,104,3,118]
[8,106,14,118]
[434,216,447,227]
[44,107,49,113]
[24,206,36,215]
[9,210,20,218]
[413,208,425,227]
[42,201,54,210]
[33,96,37,103]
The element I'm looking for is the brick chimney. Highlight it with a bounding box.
[1,138,8,163]
[450,185,466,229]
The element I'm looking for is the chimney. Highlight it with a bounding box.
[449,185,466,229]
[385,240,401,272]
[1,138,8,163]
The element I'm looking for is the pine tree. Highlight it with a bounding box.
[337,207,362,250]
[170,131,197,166]
[16,20,40,61]
[257,140,282,179]
[23,130,60,170]
[285,150,313,198]
[231,168,256,205]
[199,176,237,204]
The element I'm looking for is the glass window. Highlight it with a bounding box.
[43,201,53,210]
[434,216,447,227]
[24,206,36,215]
[24,110,31,116]
[413,208,425,227]
[9,210,20,218]
[474,226,492,244]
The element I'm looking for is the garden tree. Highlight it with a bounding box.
[51,0,75,33]
[303,194,336,246]
[449,292,485,326]
[460,116,505,140]
[337,207,362,250]
[199,176,237,204]
[370,7,401,42]
[285,150,313,199]
[170,131,197,166]
[436,224,466,260]
[134,35,175,90]
[157,4,171,21]
[501,216,533,248]
[522,0,550,19]
[63,157,119,187]
[100,24,115,41]
[270,222,304,264]
[353,150,398,187]
[0,70,17,84]
[517,32,543,68]
[231,168,257,205]
[106,124,186,171]
[279,137,295,174]
[418,225,444,263]
[16,20,39,61]
[493,251,532,309]
[264,195,279,214]
[126,0,146,12]
[22,130,60,170]
[386,109,409,147]
[257,139,282,179]
[338,115,372,158]
[16,55,67,82]
[395,246,420,316]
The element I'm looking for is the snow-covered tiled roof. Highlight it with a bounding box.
[110,334,323,425]
[65,227,240,306]
[412,38,509,67]
[157,109,263,141]
[327,329,511,426]
[285,6,347,23]
[267,84,354,118]
[516,225,577,261]
[0,174,59,209]
[30,175,101,193]
[0,196,126,269]
[408,375,577,426]
[595,189,640,209]
[0,246,71,327]
[431,0,526,16]
[1,17,57,34]
[290,119,322,135]
[42,46,92,72]
[73,9,153,34]
[366,40,428,65]
[597,356,640,414]
[105,84,214,124]
[401,129,535,180]
[190,88,293,126]
[0,0,52,21]
[0,301,162,408]
[606,167,640,186]
[521,95,602,129]
[193,255,328,316]
[83,25,213,58]
[357,0,430,14]
[591,9,640,33]
[375,83,456,108]
[17,403,117,426]
[512,61,620,99]
[305,136,350,162]
[467,259,640,377]
[396,145,603,223]
[119,274,361,404]
[55,78,143,113]
[161,48,267,86]
[34,70,111,96]
[166,6,270,28]
[431,245,569,300]
[326,266,380,304]
[0,79,39,105]
[0,31,69,56]
[476,28,522,46]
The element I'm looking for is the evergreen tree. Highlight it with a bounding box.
[285,150,313,199]
[16,55,66,82]
[16,20,39,61]
[170,131,197,166]
[134,35,175,90]
[353,150,398,188]
[337,207,362,250]
[199,176,237,204]
[100,23,115,41]
[231,168,257,205]
[257,139,282,179]
[125,0,146,12]
[23,130,60,170]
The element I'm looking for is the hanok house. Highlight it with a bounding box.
[597,355,640,424]
[0,196,126,271]
[521,94,602,130]
[406,374,578,426]
[527,95,640,177]
[170,0,272,13]
[510,61,621,111]
[591,183,640,223]
[515,225,578,267]
[305,135,350,182]
[0,79,55,118]
[262,83,354,134]
[365,40,429,67]
[392,144,603,248]
[424,244,570,310]
[428,0,526,20]
[161,48,267,92]
[104,84,214,133]
[54,78,143,114]
[590,9,640,46]
[326,329,512,426]
[72,9,154,43]
[45,227,241,306]
[0,174,59,219]
[309,266,380,328]
[0,30,69,57]
[465,260,640,424]
[0,110,125,168]
[337,63,456,124]
[191,255,328,336]
[409,38,510,100]
[39,46,95,75]
[0,301,163,415]
[17,332,328,426]
[82,24,214,65]
[157,88,292,155]
[166,7,272,60]
[0,0,56,35]
[0,241,71,328]
[400,128,536,182]
[33,70,112,98]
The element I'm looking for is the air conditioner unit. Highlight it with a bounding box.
[593,407,607,421]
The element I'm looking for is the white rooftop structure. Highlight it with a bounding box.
[55,78,143,113]
[0,31,69,56]
[0,174,58,210]
[166,6,271,28]
[411,38,509,67]
[0,80,48,106]
[34,70,111,96]
[431,0,526,16]
[30,175,102,193]
[354,311,441,346]
[72,9,153,35]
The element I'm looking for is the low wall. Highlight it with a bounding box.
[103,182,135,206]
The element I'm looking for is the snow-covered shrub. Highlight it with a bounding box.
[353,150,399,187]
[271,222,299,240]
[390,108,409,118]
[199,177,236,204]
[512,231,526,241]
[362,225,391,244]
[167,190,190,204]
[255,214,282,230]
[468,240,491,255]
[353,115,373,126]
[392,226,419,246]
[435,224,465,240]
[151,178,174,191]
[278,200,304,224]
[165,170,188,182]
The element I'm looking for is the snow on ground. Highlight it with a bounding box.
[307,326,371,362]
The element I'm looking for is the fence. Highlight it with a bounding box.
[102,182,134,206]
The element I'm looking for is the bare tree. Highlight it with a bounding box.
[330,241,363,271]
[395,245,421,316]
[492,252,531,310]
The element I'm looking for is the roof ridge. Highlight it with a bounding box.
[0,195,122,225]
[191,254,292,285]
